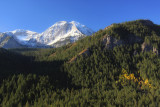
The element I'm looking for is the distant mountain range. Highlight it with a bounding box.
[0,21,94,48]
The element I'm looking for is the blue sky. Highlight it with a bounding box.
[0,0,159,33]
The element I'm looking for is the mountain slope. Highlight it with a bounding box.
[0,33,25,49]
[5,29,38,46]
[1,19,160,106]
[37,21,94,47]
[1,21,94,48]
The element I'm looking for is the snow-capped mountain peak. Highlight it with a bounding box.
[36,21,94,46]
[5,29,39,45]
[0,21,94,48]
[70,21,94,35]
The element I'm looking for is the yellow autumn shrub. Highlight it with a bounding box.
[117,68,152,89]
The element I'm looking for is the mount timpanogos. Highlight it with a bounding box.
[0,21,94,48]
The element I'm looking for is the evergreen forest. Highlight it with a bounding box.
[0,20,160,106]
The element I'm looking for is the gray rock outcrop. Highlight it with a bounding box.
[102,35,123,49]
[141,42,159,55]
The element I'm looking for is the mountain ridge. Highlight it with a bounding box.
[0,21,94,48]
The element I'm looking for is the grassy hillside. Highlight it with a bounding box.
[1,19,160,106]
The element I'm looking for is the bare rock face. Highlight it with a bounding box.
[102,35,123,49]
[141,42,153,52]
[102,34,142,50]
[141,42,159,55]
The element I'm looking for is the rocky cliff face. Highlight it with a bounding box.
[141,42,159,55]
[102,35,123,49]
[101,34,142,49]
[101,34,159,55]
